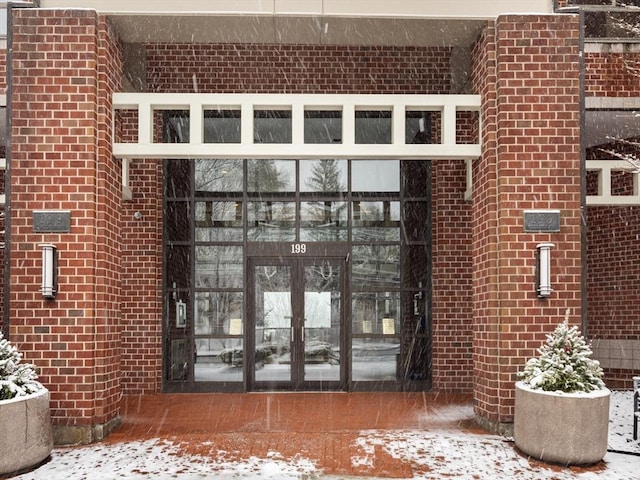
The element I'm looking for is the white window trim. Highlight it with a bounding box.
[112,93,481,160]
[585,97,640,206]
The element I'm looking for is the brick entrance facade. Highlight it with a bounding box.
[1,2,638,444]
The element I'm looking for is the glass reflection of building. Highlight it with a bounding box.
[163,107,431,391]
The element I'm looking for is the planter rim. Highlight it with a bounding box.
[0,384,47,406]
[515,380,610,399]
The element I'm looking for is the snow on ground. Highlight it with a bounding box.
[6,391,639,480]
[608,390,640,455]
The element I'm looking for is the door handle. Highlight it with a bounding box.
[291,326,305,342]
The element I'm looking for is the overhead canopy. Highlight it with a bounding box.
[37,0,555,47]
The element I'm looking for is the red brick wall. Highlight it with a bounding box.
[472,14,582,426]
[120,157,163,394]
[585,51,640,97]
[431,160,474,391]
[584,46,640,387]
[471,21,502,424]
[140,42,475,394]
[94,16,124,430]
[146,44,452,94]
[9,9,123,438]
[587,206,640,340]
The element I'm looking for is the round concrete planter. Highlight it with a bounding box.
[0,388,53,475]
[514,381,610,465]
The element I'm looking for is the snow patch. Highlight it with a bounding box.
[9,391,639,480]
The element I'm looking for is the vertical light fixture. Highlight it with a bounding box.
[40,244,57,299]
[536,243,554,298]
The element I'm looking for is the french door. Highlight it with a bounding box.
[247,256,346,391]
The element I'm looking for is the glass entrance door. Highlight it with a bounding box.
[248,257,344,391]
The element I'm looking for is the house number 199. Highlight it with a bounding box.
[291,243,307,254]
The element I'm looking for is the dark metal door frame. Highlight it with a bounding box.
[246,254,348,391]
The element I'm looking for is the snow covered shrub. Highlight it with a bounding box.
[518,314,605,393]
[0,331,43,401]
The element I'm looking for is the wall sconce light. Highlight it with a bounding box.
[40,244,58,299]
[535,242,554,298]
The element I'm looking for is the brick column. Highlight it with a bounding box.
[472,14,582,432]
[9,9,123,444]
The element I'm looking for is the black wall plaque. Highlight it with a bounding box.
[523,210,560,233]
[33,210,71,233]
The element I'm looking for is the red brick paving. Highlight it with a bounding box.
[107,392,482,477]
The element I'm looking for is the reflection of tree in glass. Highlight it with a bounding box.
[195,292,243,336]
[258,266,292,332]
[195,159,243,192]
[304,159,344,193]
[249,160,291,193]
[353,245,400,288]
[195,246,242,290]
[194,160,243,288]
[304,160,347,240]
[247,161,295,241]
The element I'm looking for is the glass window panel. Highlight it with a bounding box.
[401,245,428,290]
[0,9,7,36]
[254,109,292,143]
[304,110,342,144]
[169,338,190,380]
[583,9,640,40]
[352,292,400,335]
[351,160,399,192]
[247,201,296,241]
[351,245,400,289]
[195,159,243,193]
[247,160,295,193]
[300,159,347,193]
[195,246,243,288]
[585,110,640,150]
[166,201,191,242]
[166,245,191,290]
[304,262,341,381]
[405,111,432,144]
[400,333,430,381]
[351,337,400,382]
[195,201,243,242]
[204,110,241,143]
[255,265,292,382]
[165,159,191,198]
[301,201,348,242]
[402,161,430,198]
[194,292,243,335]
[401,290,428,335]
[163,110,189,143]
[194,338,244,382]
[352,201,400,242]
[355,110,391,144]
[402,201,428,243]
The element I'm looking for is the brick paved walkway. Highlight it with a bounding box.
[107,392,481,477]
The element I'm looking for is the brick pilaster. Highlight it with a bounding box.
[9,9,123,444]
[472,14,582,431]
